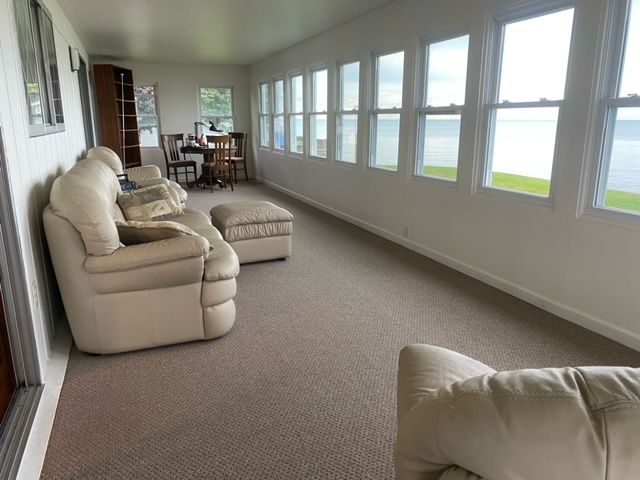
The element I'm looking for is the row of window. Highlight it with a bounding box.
[133,86,236,148]
[258,0,640,219]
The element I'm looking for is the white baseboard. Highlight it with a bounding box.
[257,176,640,353]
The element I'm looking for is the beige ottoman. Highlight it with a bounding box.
[211,201,293,264]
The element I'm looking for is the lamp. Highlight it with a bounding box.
[194,120,223,141]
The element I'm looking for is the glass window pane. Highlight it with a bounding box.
[15,0,43,125]
[488,107,558,196]
[134,87,156,115]
[260,116,271,147]
[138,119,158,147]
[274,116,285,150]
[310,114,327,157]
[376,51,404,109]
[200,87,233,116]
[260,83,270,113]
[372,113,400,170]
[274,80,284,114]
[340,62,359,110]
[598,107,640,213]
[312,69,327,112]
[290,114,304,153]
[290,74,303,113]
[337,114,358,163]
[41,11,63,124]
[426,35,469,107]
[419,114,461,180]
[620,0,640,97]
[498,9,574,102]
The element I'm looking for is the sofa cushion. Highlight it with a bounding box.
[211,201,293,242]
[50,158,122,256]
[166,208,223,246]
[204,240,240,281]
[116,220,197,245]
[118,184,183,221]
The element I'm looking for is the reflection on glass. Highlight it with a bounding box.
[599,107,640,212]
[337,114,358,163]
[420,114,461,180]
[426,35,469,107]
[498,9,574,102]
[290,114,304,153]
[372,113,400,170]
[274,116,285,150]
[313,69,328,112]
[620,0,640,97]
[376,51,404,109]
[340,62,359,110]
[488,107,559,196]
[311,114,327,157]
[274,80,284,114]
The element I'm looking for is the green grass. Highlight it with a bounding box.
[605,189,640,213]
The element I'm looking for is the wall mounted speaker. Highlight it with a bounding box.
[69,46,80,72]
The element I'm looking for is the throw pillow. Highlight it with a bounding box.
[116,220,196,245]
[117,184,183,222]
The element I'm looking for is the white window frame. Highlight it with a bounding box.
[582,0,640,227]
[273,77,286,152]
[369,47,405,173]
[134,84,160,148]
[287,70,305,156]
[258,81,272,148]
[197,85,235,132]
[474,1,575,207]
[414,31,470,186]
[308,65,329,159]
[335,58,361,166]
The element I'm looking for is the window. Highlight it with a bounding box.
[288,73,304,154]
[259,82,271,148]
[309,68,328,158]
[134,85,159,148]
[14,0,65,136]
[481,7,574,198]
[199,87,234,132]
[336,61,360,164]
[416,35,469,181]
[592,0,640,215]
[371,50,404,171]
[274,78,285,150]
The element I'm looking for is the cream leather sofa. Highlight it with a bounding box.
[396,344,640,480]
[43,157,240,354]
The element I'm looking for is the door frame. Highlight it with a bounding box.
[0,126,43,478]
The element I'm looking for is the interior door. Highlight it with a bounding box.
[0,288,16,423]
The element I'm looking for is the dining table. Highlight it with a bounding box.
[179,144,224,188]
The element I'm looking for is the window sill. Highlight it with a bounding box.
[367,165,400,176]
[580,205,640,232]
[474,185,554,210]
[335,160,359,169]
[411,174,459,190]
[308,155,328,163]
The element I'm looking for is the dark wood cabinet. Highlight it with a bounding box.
[93,64,142,168]
[0,292,16,423]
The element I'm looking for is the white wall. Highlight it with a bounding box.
[249,0,640,350]
[91,60,251,175]
[0,0,90,377]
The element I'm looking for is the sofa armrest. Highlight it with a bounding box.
[204,240,240,281]
[125,165,162,182]
[85,235,209,273]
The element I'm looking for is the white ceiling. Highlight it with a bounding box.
[57,0,395,65]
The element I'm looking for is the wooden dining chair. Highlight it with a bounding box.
[205,135,233,192]
[161,134,197,186]
[228,132,248,183]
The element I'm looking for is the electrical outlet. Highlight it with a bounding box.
[403,225,409,239]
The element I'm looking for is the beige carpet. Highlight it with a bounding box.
[41,182,640,479]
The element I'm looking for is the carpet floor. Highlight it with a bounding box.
[40,182,640,479]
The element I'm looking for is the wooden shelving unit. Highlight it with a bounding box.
[93,64,141,168]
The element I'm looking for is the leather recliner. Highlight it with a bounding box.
[395,344,640,480]
[43,157,239,354]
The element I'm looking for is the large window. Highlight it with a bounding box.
[481,7,574,198]
[199,87,234,132]
[259,82,271,148]
[416,35,469,181]
[336,61,360,164]
[288,73,304,154]
[310,68,328,158]
[274,78,285,150]
[371,50,404,171]
[134,85,159,148]
[592,0,640,215]
[14,0,65,136]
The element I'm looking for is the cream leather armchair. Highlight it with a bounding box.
[43,157,239,354]
[396,345,640,480]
